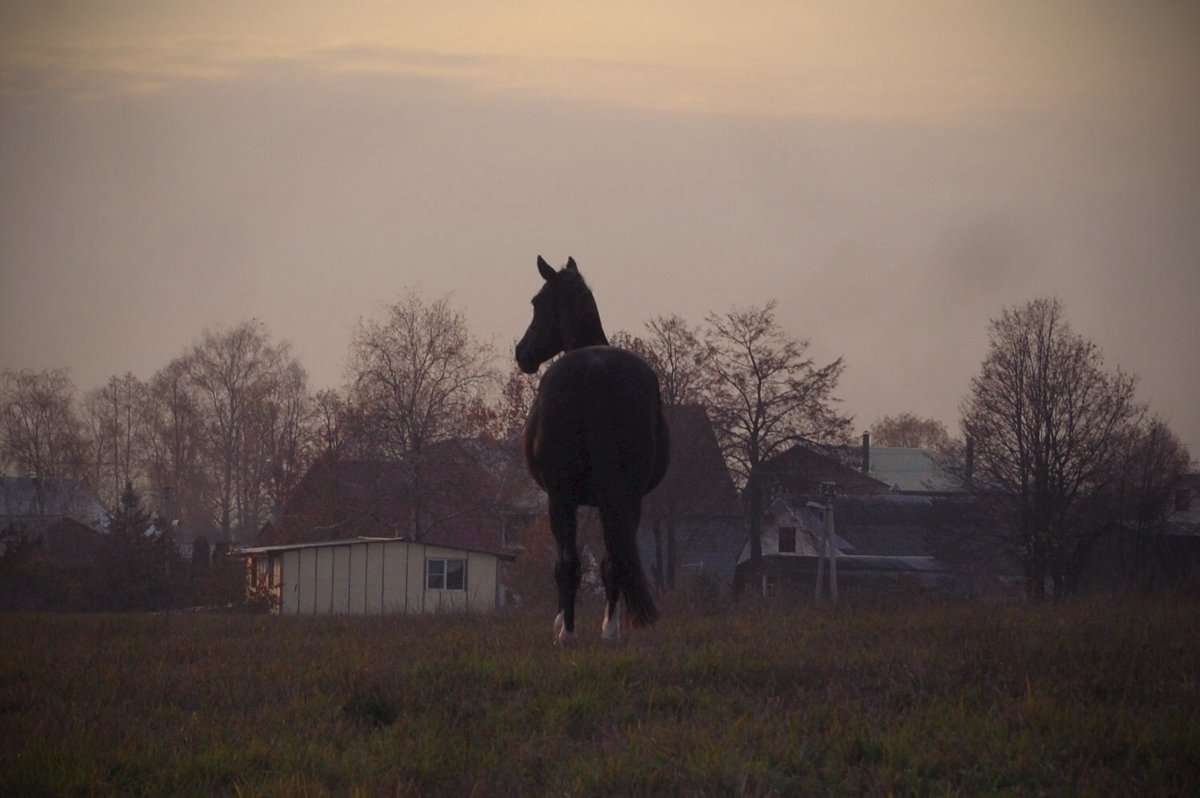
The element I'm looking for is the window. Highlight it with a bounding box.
[1177,488,1192,513]
[426,558,467,591]
[778,526,797,554]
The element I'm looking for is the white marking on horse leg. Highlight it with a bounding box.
[554,611,575,646]
[601,604,622,643]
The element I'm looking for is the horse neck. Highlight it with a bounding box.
[567,323,608,350]
[562,292,609,350]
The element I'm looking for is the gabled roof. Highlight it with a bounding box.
[0,515,103,568]
[645,405,742,519]
[267,438,540,553]
[758,444,892,499]
[0,476,107,530]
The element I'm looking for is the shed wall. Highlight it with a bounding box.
[268,539,499,616]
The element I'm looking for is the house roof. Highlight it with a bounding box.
[864,447,961,492]
[0,476,107,530]
[0,515,103,568]
[645,405,742,518]
[266,438,540,552]
[758,444,892,499]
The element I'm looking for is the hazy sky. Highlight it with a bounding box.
[3,1,1198,459]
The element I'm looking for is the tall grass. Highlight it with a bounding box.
[2,597,1197,796]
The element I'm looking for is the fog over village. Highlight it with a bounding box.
[2,2,1198,459]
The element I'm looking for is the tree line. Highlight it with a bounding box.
[2,292,1193,598]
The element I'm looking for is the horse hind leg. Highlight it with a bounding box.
[600,555,621,643]
[550,498,580,646]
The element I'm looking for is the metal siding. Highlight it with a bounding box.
[349,544,367,614]
[280,550,300,615]
[298,548,317,615]
[315,547,334,615]
[332,545,351,614]
[382,540,408,613]
[467,551,497,612]
[405,542,423,612]
[365,542,385,614]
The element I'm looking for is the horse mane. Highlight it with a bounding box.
[560,270,608,350]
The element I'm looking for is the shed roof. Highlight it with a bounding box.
[237,536,516,560]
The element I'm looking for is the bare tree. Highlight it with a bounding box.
[83,372,152,511]
[144,358,212,529]
[1111,417,1193,590]
[0,368,90,484]
[493,366,540,443]
[346,291,497,539]
[959,297,1142,596]
[185,321,308,543]
[239,356,314,535]
[311,388,351,458]
[704,302,852,573]
[869,412,951,450]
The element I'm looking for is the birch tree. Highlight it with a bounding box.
[0,368,89,484]
[83,372,152,511]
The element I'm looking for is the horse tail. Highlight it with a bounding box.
[611,531,658,629]
[585,366,659,629]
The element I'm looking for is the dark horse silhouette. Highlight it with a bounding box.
[516,256,669,643]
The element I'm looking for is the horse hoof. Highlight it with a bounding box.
[601,609,622,643]
[554,612,575,646]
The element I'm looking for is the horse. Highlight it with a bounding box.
[516,256,670,643]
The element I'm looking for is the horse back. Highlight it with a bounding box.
[524,346,669,503]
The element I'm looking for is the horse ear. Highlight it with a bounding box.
[537,256,556,281]
[565,257,577,272]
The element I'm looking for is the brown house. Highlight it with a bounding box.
[264,438,541,555]
[637,405,746,597]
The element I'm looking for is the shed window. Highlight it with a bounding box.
[426,558,467,591]
[778,526,797,554]
[1176,488,1192,513]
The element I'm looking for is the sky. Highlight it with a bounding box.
[2,1,1199,459]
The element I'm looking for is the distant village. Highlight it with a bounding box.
[3,294,1196,614]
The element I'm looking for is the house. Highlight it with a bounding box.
[264,438,541,553]
[738,494,974,598]
[1,476,107,565]
[1,476,107,531]
[1076,473,1200,592]
[637,405,746,597]
[238,537,513,615]
[736,444,1019,598]
[247,437,541,613]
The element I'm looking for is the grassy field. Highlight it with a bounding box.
[1,597,1197,797]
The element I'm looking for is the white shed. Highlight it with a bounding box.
[238,538,511,616]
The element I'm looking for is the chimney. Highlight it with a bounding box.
[861,432,870,474]
[965,438,975,486]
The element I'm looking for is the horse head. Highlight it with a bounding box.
[515,256,608,374]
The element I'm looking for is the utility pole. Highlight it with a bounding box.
[810,482,838,603]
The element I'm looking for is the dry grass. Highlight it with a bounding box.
[2,596,1198,796]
